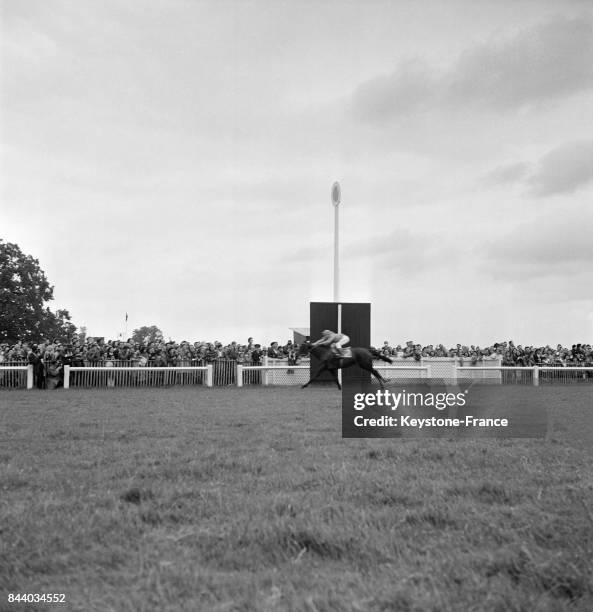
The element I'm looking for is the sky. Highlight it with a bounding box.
[2,0,593,347]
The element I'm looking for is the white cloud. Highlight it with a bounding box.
[444,14,593,110]
[351,14,593,122]
[528,140,593,197]
[481,207,593,281]
[480,140,593,197]
[481,161,531,187]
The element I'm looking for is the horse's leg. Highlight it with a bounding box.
[370,367,387,389]
[328,368,341,390]
[354,356,387,389]
[301,362,328,388]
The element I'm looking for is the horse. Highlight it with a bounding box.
[300,344,393,390]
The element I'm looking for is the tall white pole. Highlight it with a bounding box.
[334,203,339,302]
[331,182,341,302]
[332,182,342,387]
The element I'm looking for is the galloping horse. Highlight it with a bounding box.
[300,344,393,390]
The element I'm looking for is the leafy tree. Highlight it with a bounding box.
[41,308,78,344]
[131,325,163,345]
[0,239,77,344]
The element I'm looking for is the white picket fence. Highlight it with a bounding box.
[237,364,310,387]
[373,364,431,379]
[2,360,592,390]
[64,365,213,388]
[0,365,33,389]
[455,365,593,385]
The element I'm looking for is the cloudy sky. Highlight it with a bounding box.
[2,0,592,347]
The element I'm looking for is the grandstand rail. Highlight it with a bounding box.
[64,365,213,388]
[237,363,432,386]
[373,364,432,380]
[0,365,33,389]
[237,364,310,387]
[538,366,593,384]
[456,365,593,385]
[3,360,592,390]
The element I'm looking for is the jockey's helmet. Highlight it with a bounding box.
[322,330,333,336]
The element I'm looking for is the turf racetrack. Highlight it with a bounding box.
[1,386,592,611]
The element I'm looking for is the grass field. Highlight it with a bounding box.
[1,386,592,612]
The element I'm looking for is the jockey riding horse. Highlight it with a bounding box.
[311,329,350,357]
[302,330,392,390]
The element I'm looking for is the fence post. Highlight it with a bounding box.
[27,365,34,389]
[451,359,458,382]
[64,365,70,389]
[533,366,539,387]
[206,365,213,387]
[425,364,432,379]
[236,364,243,387]
[261,355,268,386]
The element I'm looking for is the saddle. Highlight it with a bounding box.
[332,347,352,359]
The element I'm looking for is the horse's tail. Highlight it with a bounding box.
[367,348,393,364]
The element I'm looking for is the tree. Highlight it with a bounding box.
[40,308,78,344]
[131,325,163,345]
[0,239,77,344]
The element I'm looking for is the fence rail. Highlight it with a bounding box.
[456,366,593,385]
[237,364,310,387]
[0,365,33,389]
[374,364,432,380]
[2,360,593,390]
[64,366,213,389]
[538,367,593,384]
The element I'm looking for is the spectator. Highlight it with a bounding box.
[28,344,45,389]
[403,341,415,359]
[267,342,282,359]
[251,344,263,365]
[225,341,239,360]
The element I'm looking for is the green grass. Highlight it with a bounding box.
[1,386,592,612]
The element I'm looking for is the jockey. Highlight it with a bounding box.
[312,330,350,357]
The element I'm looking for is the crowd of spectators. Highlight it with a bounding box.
[1,336,591,389]
[2,336,592,367]
[376,340,593,366]
[0,336,304,388]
